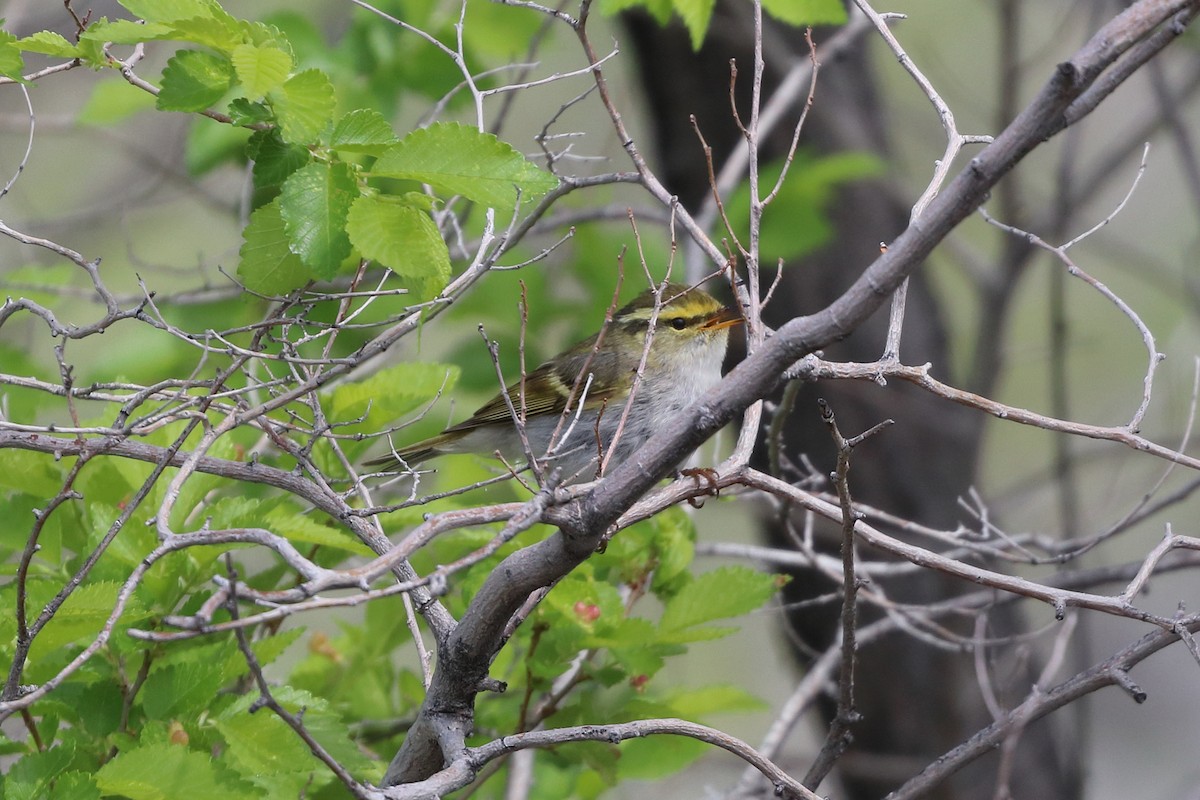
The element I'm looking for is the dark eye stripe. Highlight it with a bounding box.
[615,312,708,334]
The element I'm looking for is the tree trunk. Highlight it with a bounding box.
[622,8,1082,798]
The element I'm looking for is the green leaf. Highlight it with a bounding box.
[247,129,310,188]
[263,502,372,554]
[166,16,243,52]
[250,626,305,668]
[659,566,782,633]
[672,0,716,49]
[0,29,25,82]
[597,0,673,23]
[278,161,357,278]
[229,42,292,99]
[47,772,101,800]
[373,122,558,210]
[39,681,124,738]
[270,68,335,143]
[222,687,377,776]
[140,660,227,720]
[0,450,62,496]
[74,26,107,66]
[80,19,175,46]
[330,109,398,155]
[119,0,229,24]
[156,49,234,112]
[460,0,546,59]
[729,152,883,260]
[32,580,150,654]
[96,741,249,800]
[616,736,708,780]
[5,745,79,800]
[649,506,695,597]
[203,495,262,530]
[237,197,310,294]
[227,97,272,126]
[345,194,450,288]
[16,31,80,58]
[77,79,158,126]
[241,20,294,54]
[760,0,847,27]
[600,618,666,677]
[325,362,460,432]
[216,712,320,793]
[670,684,768,716]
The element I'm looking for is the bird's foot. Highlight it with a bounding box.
[680,467,720,508]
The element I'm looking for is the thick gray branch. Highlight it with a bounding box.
[384,0,1200,787]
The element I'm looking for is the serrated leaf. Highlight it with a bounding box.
[32,580,151,653]
[672,0,716,49]
[119,0,228,24]
[0,30,25,82]
[237,198,310,294]
[330,109,398,155]
[279,161,356,278]
[77,79,158,125]
[5,744,78,800]
[345,194,450,289]
[760,0,847,26]
[95,741,246,800]
[166,16,243,52]
[373,122,558,210]
[216,712,317,787]
[263,504,372,555]
[47,772,101,800]
[247,129,310,188]
[230,42,292,99]
[16,31,80,58]
[250,626,305,668]
[659,566,781,632]
[270,68,334,143]
[156,49,234,112]
[204,495,262,529]
[80,19,175,46]
[141,660,227,720]
[39,681,123,737]
[87,502,150,568]
[649,506,695,597]
[222,687,375,775]
[241,20,295,54]
[75,25,107,66]
[227,97,272,126]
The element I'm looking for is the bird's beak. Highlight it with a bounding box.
[701,306,743,331]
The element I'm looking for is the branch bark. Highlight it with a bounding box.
[383,0,1200,787]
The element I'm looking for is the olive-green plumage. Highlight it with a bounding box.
[366,282,739,479]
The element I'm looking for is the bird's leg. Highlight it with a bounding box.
[680,467,720,508]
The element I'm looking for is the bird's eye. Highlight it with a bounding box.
[669,317,687,331]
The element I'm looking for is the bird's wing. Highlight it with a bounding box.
[444,344,623,434]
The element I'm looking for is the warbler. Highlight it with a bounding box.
[366,282,740,479]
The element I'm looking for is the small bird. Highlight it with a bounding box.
[366,282,740,480]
